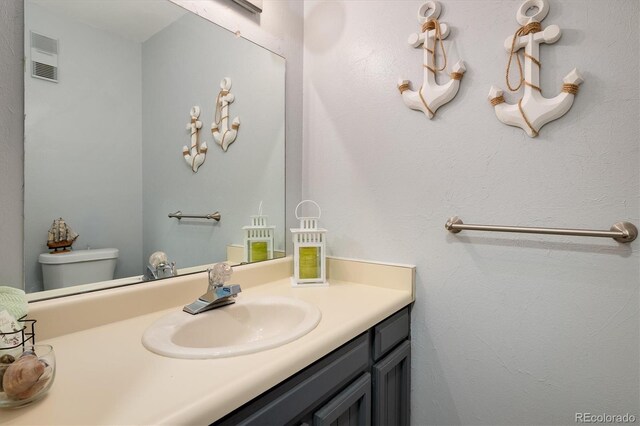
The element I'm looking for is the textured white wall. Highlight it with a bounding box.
[23,2,143,292]
[0,1,24,289]
[303,1,639,425]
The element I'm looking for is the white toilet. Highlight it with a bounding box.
[39,248,119,290]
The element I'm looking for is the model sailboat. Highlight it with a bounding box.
[46,218,79,253]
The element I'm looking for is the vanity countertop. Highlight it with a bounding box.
[1,257,414,425]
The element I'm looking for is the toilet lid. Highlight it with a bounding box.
[39,248,119,264]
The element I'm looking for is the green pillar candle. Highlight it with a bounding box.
[250,241,268,262]
[299,246,320,279]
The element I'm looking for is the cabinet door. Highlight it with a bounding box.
[313,373,371,426]
[372,341,410,426]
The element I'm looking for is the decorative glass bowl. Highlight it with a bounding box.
[0,345,55,408]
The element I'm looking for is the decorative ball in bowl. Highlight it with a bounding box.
[0,345,55,408]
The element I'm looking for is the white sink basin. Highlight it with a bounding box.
[142,296,321,359]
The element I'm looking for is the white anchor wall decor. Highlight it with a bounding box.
[488,0,583,137]
[397,1,465,119]
[211,77,240,152]
[182,106,207,172]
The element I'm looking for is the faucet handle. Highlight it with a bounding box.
[148,251,168,268]
[208,263,232,289]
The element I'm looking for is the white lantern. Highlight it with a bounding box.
[243,202,275,263]
[290,200,327,287]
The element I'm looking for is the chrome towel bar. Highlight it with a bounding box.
[445,216,637,243]
[168,211,221,221]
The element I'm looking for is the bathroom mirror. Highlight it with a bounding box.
[23,0,286,296]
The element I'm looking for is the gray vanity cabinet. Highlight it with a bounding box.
[213,307,411,426]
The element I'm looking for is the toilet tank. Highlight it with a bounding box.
[39,248,119,290]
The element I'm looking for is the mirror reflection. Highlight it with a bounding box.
[23,0,286,294]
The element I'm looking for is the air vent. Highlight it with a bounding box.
[32,62,57,81]
[30,31,59,83]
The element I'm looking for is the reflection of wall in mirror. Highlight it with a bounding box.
[1,0,303,292]
[141,12,285,275]
[23,3,285,293]
[24,1,143,293]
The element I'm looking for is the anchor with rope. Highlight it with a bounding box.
[211,77,240,152]
[488,0,583,138]
[182,106,206,172]
[398,1,465,119]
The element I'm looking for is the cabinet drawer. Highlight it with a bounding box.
[373,307,409,361]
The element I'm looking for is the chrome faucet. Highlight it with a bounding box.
[143,251,177,281]
[183,263,241,315]
[143,262,176,281]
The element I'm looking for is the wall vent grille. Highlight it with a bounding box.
[32,62,57,81]
[30,32,59,83]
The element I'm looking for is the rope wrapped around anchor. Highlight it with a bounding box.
[491,21,580,137]
[211,84,240,151]
[412,19,463,117]
[422,19,447,75]
[505,22,543,93]
[421,19,464,83]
